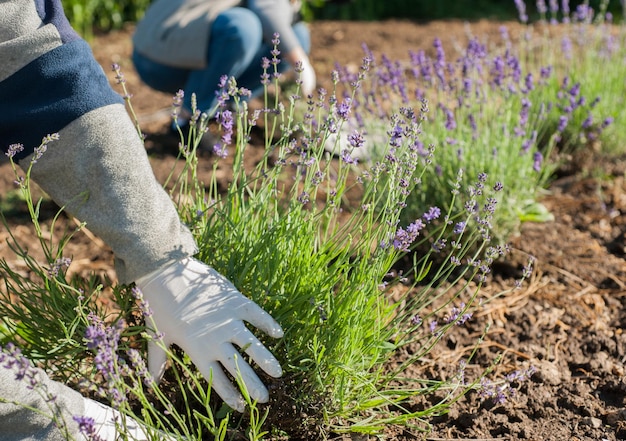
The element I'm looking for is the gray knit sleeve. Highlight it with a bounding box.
[0,0,197,284]
[0,365,84,441]
[28,104,198,284]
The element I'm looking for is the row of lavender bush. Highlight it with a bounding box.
[1,1,625,439]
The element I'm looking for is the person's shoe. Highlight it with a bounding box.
[322,121,386,162]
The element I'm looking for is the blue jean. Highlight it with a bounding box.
[132,7,311,116]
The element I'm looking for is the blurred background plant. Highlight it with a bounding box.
[61,0,151,39]
[319,0,624,245]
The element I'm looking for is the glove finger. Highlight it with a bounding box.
[202,361,246,412]
[217,342,270,404]
[147,338,168,382]
[239,300,284,339]
[231,328,282,378]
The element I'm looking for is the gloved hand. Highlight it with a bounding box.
[82,398,174,441]
[299,55,317,96]
[135,257,284,412]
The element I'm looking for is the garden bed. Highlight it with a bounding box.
[1,18,626,440]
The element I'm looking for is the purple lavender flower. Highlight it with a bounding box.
[84,315,127,406]
[442,105,456,131]
[171,90,184,123]
[522,256,535,278]
[111,63,126,85]
[518,97,531,128]
[29,145,45,164]
[337,99,352,120]
[537,0,548,16]
[561,36,573,60]
[311,170,324,186]
[540,65,553,81]
[347,130,365,149]
[0,343,39,389]
[6,143,24,159]
[557,115,568,132]
[561,0,570,22]
[445,303,473,325]
[432,38,448,88]
[47,257,72,278]
[479,366,536,405]
[127,348,154,387]
[478,377,509,404]
[271,33,281,68]
[429,320,438,334]
[521,130,538,153]
[602,117,614,129]
[391,219,425,252]
[453,221,466,234]
[340,149,358,165]
[575,4,592,22]
[506,366,537,383]
[297,191,310,204]
[260,58,271,85]
[132,287,153,318]
[209,137,226,155]
[432,238,447,253]
[217,109,234,145]
[514,0,529,23]
[423,206,441,222]
[388,124,404,147]
[73,416,105,441]
[524,73,534,93]
[491,56,505,87]
[410,315,422,326]
[549,0,559,14]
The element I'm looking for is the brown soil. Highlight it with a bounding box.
[2,18,626,441]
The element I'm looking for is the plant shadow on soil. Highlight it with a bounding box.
[1,19,626,441]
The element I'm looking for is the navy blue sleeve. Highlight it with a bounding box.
[0,0,123,162]
[34,0,81,43]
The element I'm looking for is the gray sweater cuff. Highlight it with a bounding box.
[28,104,198,284]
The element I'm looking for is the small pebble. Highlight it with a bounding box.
[581,416,602,428]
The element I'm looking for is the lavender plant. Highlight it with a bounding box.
[512,0,625,156]
[163,38,534,435]
[327,7,614,242]
[0,137,133,382]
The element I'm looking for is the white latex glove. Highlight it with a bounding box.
[135,258,284,412]
[82,398,174,441]
[299,55,317,97]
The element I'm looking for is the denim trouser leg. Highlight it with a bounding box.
[132,51,190,96]
[184,8,263,115]
[133,8,311,117]
[132,8,262,116]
